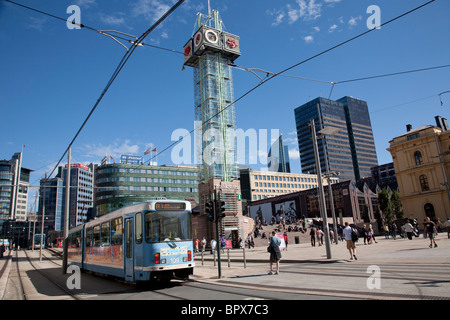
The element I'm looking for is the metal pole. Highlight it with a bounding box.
[62,147,71,273]
[327,176,339,244]
[310,119,332,259]
[214,189,222,279]
[39,173,47,262]
[31,190,38,252]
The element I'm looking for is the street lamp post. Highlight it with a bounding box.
[309,119,332,259]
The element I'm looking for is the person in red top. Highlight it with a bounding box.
[283,232,289,251]
[194,238,200,253]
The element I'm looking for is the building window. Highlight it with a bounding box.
[419,174,429,191]
[414,151,423,165]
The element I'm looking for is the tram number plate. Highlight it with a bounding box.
[160,247,187,256]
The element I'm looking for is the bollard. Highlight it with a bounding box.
[243,247,246,269]
[227,249,230,267]
[201,250,204,266]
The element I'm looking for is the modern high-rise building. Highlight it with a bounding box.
[268,134,291,173]
[94,162,199,217]
[0,152,31,234]
[294,96,378,182]
[38,163,94,233]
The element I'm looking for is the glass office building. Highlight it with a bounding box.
[294,96,378,181]
[95,163,199,217]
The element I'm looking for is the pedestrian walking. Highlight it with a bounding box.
[310,227,316,247]
[201,236,207,252]
[391,222,397,240]
[362,225,368,244]
[283,232,288,251]
[384,225,390,239]
[404,221,414,240]
[220,236,226,253]
[268,231,282,275]
[343,222,357,260]
[194,238,200,253]
[316,228,323,246]
[444,218,450,239]
[210,239,217,255]
[424,217,438,248]
[247,233,255,249]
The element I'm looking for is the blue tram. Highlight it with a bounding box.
[67,200,194,283]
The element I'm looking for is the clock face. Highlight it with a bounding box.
[205,30,218,44]
[194,32,203,47]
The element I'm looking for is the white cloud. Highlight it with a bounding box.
[303,35,314,43]
[74,0,96,8]
[328,24,338,33]
[99,14,126,26]
[289,0,322,23]
[82,139,141,160]
[313,26,320,32]
[288,148,300,160]
[348,16,362,27]
[270,0,322,26]
[131,0,171,23]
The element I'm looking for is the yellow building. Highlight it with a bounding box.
[387,119,450,226]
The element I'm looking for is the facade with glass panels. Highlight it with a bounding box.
[38,164,93,232]
[294,97,378,182]
[0,153,31,229]
[94,164,199,217]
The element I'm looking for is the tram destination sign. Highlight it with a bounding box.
[155,202,186,211]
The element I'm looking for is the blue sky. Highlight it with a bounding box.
[1,0,449,189]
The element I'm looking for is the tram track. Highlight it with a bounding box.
[13,250,81,300]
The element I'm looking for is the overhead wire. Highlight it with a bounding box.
[145,0,437,166]
[4,0,185,55]
[35,0,186,183]
[5,0,438,176]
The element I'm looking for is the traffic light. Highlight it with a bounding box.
[216,200,226,221]
[205,201,214,222]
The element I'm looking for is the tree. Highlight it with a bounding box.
[378,188,393,225]
[391,190,404,220]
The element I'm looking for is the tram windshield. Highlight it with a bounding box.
[145,211,192,242]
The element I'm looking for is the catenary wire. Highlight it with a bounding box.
[39,0,186,183]
[145,0,436,165]
[4,0,184,55]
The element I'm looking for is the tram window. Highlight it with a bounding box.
[86,228,93,247]
[126,220,133,259]
[135,213,142,244]
[111,218,123,246]
[93,225,101,247]
[145,211,192,242]
[101,222,110,246]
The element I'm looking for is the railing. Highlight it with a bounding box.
[196,248,246,268]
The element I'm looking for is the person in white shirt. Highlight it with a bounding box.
[343,222,357,260]
[444,218,450,239]
[404,222,414,240]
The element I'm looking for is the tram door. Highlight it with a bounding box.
[124,218,134,282]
